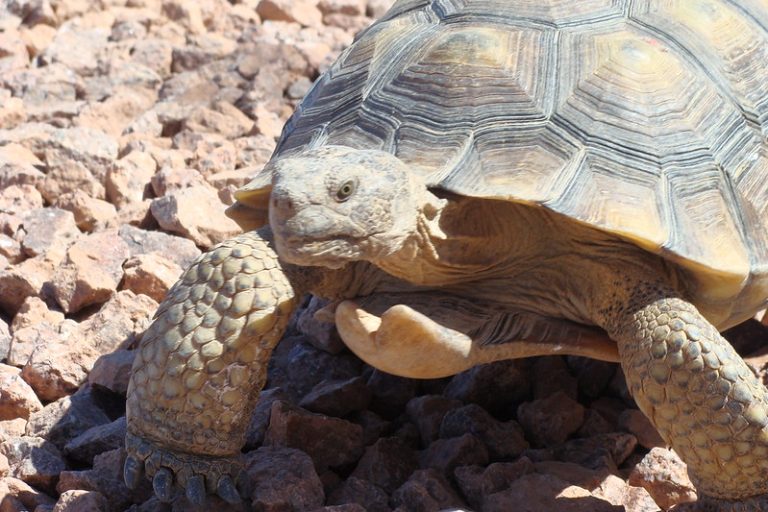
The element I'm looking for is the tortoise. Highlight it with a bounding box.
[124,0,768,508]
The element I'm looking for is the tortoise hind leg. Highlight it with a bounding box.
[598,286,768,507]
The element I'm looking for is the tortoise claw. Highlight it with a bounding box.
[186,474,206,506]
[153,468,174,503]
[123,455,144,490]
[217,475,242,504]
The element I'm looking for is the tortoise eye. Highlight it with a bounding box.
[335,179,357,202]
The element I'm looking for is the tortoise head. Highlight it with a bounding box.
[269,146,434,268]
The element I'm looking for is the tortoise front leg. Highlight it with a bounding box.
[124,228,299,505]
[601,288,768,508]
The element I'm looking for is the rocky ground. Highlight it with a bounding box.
[1,0,768,511]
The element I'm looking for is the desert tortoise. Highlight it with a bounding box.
[125,0,768,507]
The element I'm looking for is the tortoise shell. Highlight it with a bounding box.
[238,0,768,327]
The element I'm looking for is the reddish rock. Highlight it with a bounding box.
[87,349,135,396]
[444,360,531,416]
[391,469,467,511]
[264,400,364,471]
[63,417,126,465]
[0,436,67,494]
[327,477,390,512]
[52,490,108,512]
[366,370,418,419]
[420,433,489,476]
[0,364,43,420]
[405,394,463,446]
[350,437,418,494]
[295,296,346,354]
[483,473,622,512]
[245,446,325,511]
[299,377,372,418]
[517,391,586,447]
[618,409,664,450]
[183,101,254,139]
[439,403,528,460]
[531,356,578,400]
[454,458,535,510]
[25,389,112,451]
[554,433,638,473]
[627,448,697,510]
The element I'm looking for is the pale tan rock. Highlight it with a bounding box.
[77,290,156,355]
[54,191,118,232]
[162,0,207,34]
[105,151,156,209]
[0,234,23,264]
[19,23,57,57]
[53,490,108,512]
[0,95,27,130]
[150,184,241,247]
[150,166,207,196]
[0,257,57,316]
[0,364,43,421]
[253,103,284,140]
[206,168,259,191]
[194,139,238,176]
[20,207,80,260]
[592,474,660,512]
[44,126,118,182]
[257,0,323,27]
[0,30,30,72]
[121,253,183,303]
[21,338,92,402]
[129,38,174,78]
[172,33,238,72]
[10,296,64,333]
[0,436,67,494]
[0,319,9,362]
[74,90,157,138]
[318,0,367,16]
[8,322,65,369]
[0,419,27,441]
[39,160,106,203]
[366,0,394,18]
[0,476,57,512]
[183,101,254,139]
[234,134,277,168]
[628,448,697,510]
[0,184,43,218]
[40,26,109,76]
[51,230,130,313]
[0,143,43,169]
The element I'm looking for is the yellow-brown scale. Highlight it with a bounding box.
[125,229,298,494]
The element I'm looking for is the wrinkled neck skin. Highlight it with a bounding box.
[365,195,682,327]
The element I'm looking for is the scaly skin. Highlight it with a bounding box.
[125,228,299,503]
[600,286,768,507]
